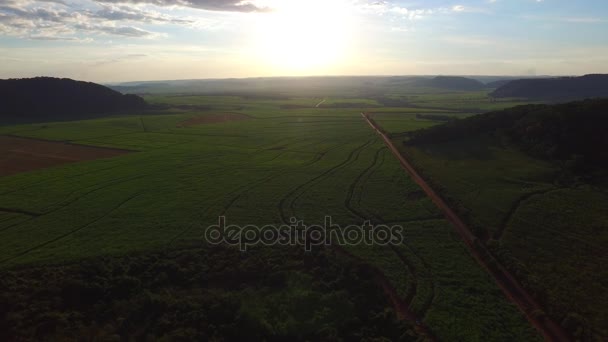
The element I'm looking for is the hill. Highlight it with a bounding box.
[485,79,513,89]
[415,76,486,91]
[107,76,489,96]
[491,74,608,100]
[407,98,608,171]
[0,77,146,124]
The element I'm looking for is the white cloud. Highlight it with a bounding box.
[0,0,208,40]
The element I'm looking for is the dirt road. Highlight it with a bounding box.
[361,113,570,342]
[333,246,437,341]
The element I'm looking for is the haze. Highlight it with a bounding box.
[1,0,608,82]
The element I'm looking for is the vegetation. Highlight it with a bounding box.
[413,76,486,91]
[0,245,418,341]
[0,77,146,124]
[407,99,608,175]
[491,74,608,100]
[0,91,540,340]
[395,98,608,340]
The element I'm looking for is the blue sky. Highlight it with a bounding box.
[1,0,607,82]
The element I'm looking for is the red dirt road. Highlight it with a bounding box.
[361,113,570,342]
[333,246,437,341]
[0,135,130,177]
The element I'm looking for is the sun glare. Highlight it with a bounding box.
[252,0,355,72]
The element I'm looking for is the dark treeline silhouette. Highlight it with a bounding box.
[484,79,513,89]
[424,76,486,91]
[403,76,486,91]
[0,77,146,124]
[407,99,608,171]
[491,74,608,100]
[0,246,415,340]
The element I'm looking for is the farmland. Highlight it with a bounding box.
[394,101,608,340]
[0,92,541,340]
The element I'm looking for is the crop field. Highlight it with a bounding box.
[503,187,608,338]
[0,94,541,340]
[400,137,559,236]
[0,135,131,177]
[368,112,473,136]
[403,91,538,112]
[397,135,608,340]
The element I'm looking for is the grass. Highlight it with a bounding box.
[0,93,540,340]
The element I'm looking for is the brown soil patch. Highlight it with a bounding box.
[0,135,131,177]
[178,113,251,127]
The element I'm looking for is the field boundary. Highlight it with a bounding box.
[362,112,570,342]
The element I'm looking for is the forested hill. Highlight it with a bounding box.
[407,99,608,169]
[417,76,486,91]
[0,77,146,124]
[491,74,608,100]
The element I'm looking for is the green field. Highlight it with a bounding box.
[399,134,608,340]
[0,94,541,340]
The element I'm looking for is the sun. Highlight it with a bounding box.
[252,0,355,72]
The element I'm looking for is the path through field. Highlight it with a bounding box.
[361,112,570,342]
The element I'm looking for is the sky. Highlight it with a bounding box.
[1,0,608,82]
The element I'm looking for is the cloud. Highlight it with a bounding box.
[74,23,157,37]
[357,1,434,20]
[0,0,194,40]
[93,0,269,12]
[89,5,193,24]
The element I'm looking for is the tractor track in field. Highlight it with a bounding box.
[333,246,437,341]
[388,244,419,306]
[494,187,563,240]
[166,139,357,246]
[362,112,571,342]
[206,138,363,223]
[39,173,150,214]
[354,148,386,212]
[286,139,374,220]
[166,173,280,246]
[7,155,249,224]
[338,139,438,322]
[0,161,128,197]
[0,191,147,265]
[496,188,608,254]
[0,217,37,233]
[297,139,358,168]
[0,215,18,224]
[278,138,374,223]
[0,207,41,217]
[168,162,301,246]
[344,147,385,223]
[1,163,225,235]
[3,134,135,152]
